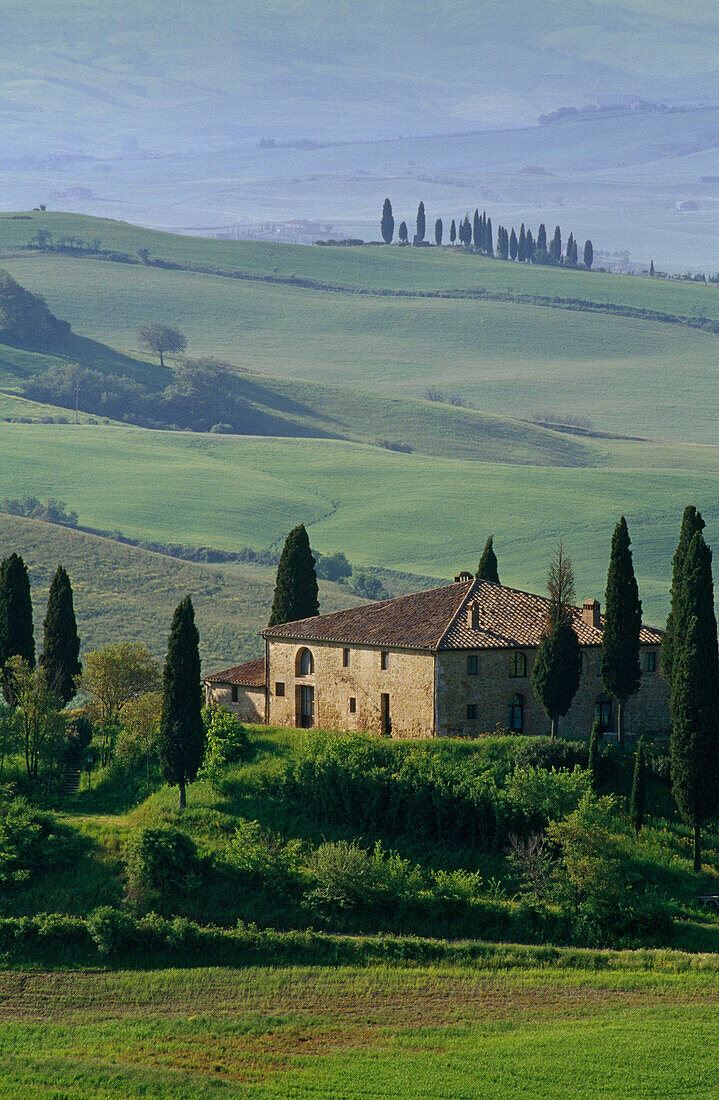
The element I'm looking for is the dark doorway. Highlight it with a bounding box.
[297,684,315,728]
[380,693,391,736]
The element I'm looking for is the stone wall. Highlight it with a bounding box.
[437,644,670,738]
[267,639,435,738]
[205,682,266,724]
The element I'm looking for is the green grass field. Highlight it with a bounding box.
[2,962,719,1099]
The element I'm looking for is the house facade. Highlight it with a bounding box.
[205,575,671,739]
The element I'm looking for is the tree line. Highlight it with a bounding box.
[381,198,594,268]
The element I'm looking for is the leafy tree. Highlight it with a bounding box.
[8,657,64,780]
[531,544,582,738]
[584,239,593,269]
[116,691,161,793]
[537,223,547,252]
[138,323,187,369]
[485,217,493,256]
[316,551,352,583]
[472,209,481,249]
[381,198,394,244]
[268,524,319,626]
[601,517,642,750]
[82,643,160,723]
[476,536,499,583]
[587,720,601,791]
[416,201,425,242]
[449,219,457,244]
[459,214,472,247]
[398,221,408,244]
[518,223,526,262]
[158,596,204,809]
[40,566,81,706]
[509,228,518,261]
[630,738,647,834]
[0,553,35,705]
[663,505,705,687]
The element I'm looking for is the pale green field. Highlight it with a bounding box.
[1,422,717,623]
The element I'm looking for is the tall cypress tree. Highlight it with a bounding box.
[663,505,705,687]
[531,545,582,739]
[472,209,481,249]
[650,259,655,276]
[476,536,499,583]
[40,565,81,705]
[551,225,562,262]
[485,217,493,256]
[630,737,647,834]
[601,517,643,750]
[434,218,443,246]
[158,595,204,809]
[381,198,394,244]
[450,219,457,244]
[509,228,518,260]
[588,719,601,791]
[537,223,547,252]
[268,524,319,626]
[525,229,535,261]
[0,553,35,704]
[566,232,574,264]
[518,223,526,262]
[584,239,593,269]
[416,201,425,242]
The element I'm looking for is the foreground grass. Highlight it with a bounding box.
[3,962,719,1098]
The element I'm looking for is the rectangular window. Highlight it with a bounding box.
[275,681,285,697]
[342,648,350,667]
[645,651,657,673]
[231,685,239,703]
[508,652,527,678]
[380,651,388,670]
[466,703,478,720]
[349,697,357,714]
[467,655,478,676]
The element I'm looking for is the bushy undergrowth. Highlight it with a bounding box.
[0,797,82,886]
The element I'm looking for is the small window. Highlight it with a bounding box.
[231,685,239,703]
[380,651,388,670]
[342,648,350,668]
[275,681,285,697]
[509,652,527,678]
[467,654,478,676]
[507,693,524,733]
[466,703,478,720]
[645,651,657,673]
[595,694,612,733]
[349,697,357,714]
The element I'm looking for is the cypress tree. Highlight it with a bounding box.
[476,536,499,583]
[551,225,562,262]
[584,239,593,269]
[518,223,526,262]
[381,198,394,244]
[509,228,518,261]
[525,229,535,261]
[566,232,574,264]
[416,201,425,242]
[663,506,705,687]
[601,517,643,750]
[670,595,719,872]
[461,215,472,246]
[268,524,319,626]
[530,545,582,739]
[158,595,204,810]
[0,553,35,704]
[40,565,81,705]
[537,223,547,252]
[450,219,457,244]
[588,719,601,791]
[485,217,493,256]
[434,218,443,246]
[472,209,481,249]
[630,737,647,834]
[650,259,655,276]
[398,221,408,243]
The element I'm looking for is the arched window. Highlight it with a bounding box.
[507,693,524,733]
[296,647,314,676]
[595,694,612,733]
[509,651,527,678]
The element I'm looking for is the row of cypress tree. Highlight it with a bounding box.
[381,199,593,268]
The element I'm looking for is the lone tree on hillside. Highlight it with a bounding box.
[398,221,408,244]
[663,505,705,687]
[416,201,426,242]
[0,553,35,704]
[601,517,642,750]
[670,532,719,872]
[269,524,320,626]
[476,536,500,583]
[584,240,593,269]
[434,218,443,247]
[138,323,187,368]
[158,596,204,810]
[40,565,81,705]
[531,543,582,739]
[381,198,394,244]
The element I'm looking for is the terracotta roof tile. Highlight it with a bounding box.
[204,656,266,687]
[262,579,663,652]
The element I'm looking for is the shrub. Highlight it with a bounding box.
[512,736,588,772]
[87,906,136,957]
[124,826,201,914]
[505,766,590,833]
[306,840,423,914]
[0,798,80,886]
[201,707,251,791]
[228,818,303,884]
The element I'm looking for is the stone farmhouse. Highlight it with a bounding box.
[204,574,670,739]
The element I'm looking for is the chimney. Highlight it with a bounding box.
[582,598,601,629]
[454,570,474,583]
